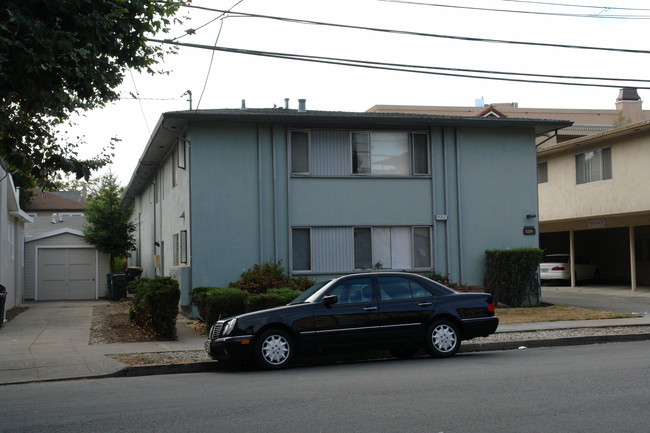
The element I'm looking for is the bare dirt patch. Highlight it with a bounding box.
[497,303,639,324]
[89,300,159,345]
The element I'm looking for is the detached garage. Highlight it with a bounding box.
[24,228,110,300]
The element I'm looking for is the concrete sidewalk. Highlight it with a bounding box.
[0,301,206,385]
[1,294,650,385]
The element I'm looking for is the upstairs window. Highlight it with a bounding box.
[352,132,429,175]
[576,147,612,184]
[537,162,548,184]
[291,130,310,174]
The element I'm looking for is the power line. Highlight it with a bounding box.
[379,0,650,19]
[194,0,245,112]
[497,0,650,13]
[128,70,151,135]
[179,5,650,55]
[147,38,650,90]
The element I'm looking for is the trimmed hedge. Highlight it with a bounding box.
[485,248,543,307]
[128,276,180,339]
[248,288,302,312]
[191,287,249,328]
[191,287,303,326]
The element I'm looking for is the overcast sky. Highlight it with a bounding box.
[66,0,649,186]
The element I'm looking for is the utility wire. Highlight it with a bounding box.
[194,0,245,112]
[148,38,650,90]
[180,6,650,55]
[378,0,650,19]
[128,70,151,135]
[497,0,650,12]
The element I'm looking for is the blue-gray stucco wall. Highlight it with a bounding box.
[189,121,538,288]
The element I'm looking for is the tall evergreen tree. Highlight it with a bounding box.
[84,172,136,272]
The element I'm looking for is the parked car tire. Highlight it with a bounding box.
[389,348,420,359]
[254,328,294,369]
[424,320,460,358]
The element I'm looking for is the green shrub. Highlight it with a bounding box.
[421,270,459,289]
[190,286,211,320]
[267,287,302,302]
[247,294,287,312]
[291,276,317,291]
[228,261,316,294]
[485,248,543,307]
[202,288,249,327]
[247,288,302,312]
[128,276,180,339]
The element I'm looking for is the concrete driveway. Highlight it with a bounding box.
[542,285,650,315]
[0,300,206,385]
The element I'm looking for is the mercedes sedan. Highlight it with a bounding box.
[205,272,499,369]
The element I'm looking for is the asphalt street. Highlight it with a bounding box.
[2,340,649,433]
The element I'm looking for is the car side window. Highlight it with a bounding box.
[410,281,433,298]
[328,277,373,304]
[377,276,431,300]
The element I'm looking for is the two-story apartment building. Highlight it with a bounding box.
[122,104,569,306]
[537,120,650,289]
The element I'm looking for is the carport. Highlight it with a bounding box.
[540,216,650,290]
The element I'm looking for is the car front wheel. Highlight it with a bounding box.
[425,320,460,358]
[254,329,294,369]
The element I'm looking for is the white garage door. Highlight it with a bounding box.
[38,248,97,300]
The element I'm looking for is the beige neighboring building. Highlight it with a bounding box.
[369,88,650,145]
[369,88,650,289]
[537,120,650,289]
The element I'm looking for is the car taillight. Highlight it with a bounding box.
[551,266,565,271]
[487,302,495,313]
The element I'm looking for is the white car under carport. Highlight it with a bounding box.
[540,254,600,284]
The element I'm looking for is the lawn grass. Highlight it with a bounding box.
[497,303,639,324]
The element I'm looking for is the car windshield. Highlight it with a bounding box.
[289,280,330,304]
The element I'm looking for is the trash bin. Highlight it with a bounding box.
[125,267,143,282]
[110,273,127,301]
[0,284,7,327]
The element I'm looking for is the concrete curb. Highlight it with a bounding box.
[461,332,650,353]
[109,361,222,378]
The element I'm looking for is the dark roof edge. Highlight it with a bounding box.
[122,108,571,205]
[162,108,572,130]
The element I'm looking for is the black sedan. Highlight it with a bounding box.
[205,272,498,369]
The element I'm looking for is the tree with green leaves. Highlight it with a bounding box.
[84,172,136,272]
[0,0,186,190]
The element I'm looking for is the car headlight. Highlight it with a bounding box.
[222,319,236,336]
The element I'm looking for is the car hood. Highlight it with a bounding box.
[226,302,312,322]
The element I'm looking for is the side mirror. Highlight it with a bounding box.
[322,295,338,308]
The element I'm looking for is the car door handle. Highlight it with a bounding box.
[363,306,378,311]
[418,302,433,307]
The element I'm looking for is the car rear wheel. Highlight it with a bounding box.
[425,320,460,358]
[254,328,294,369]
